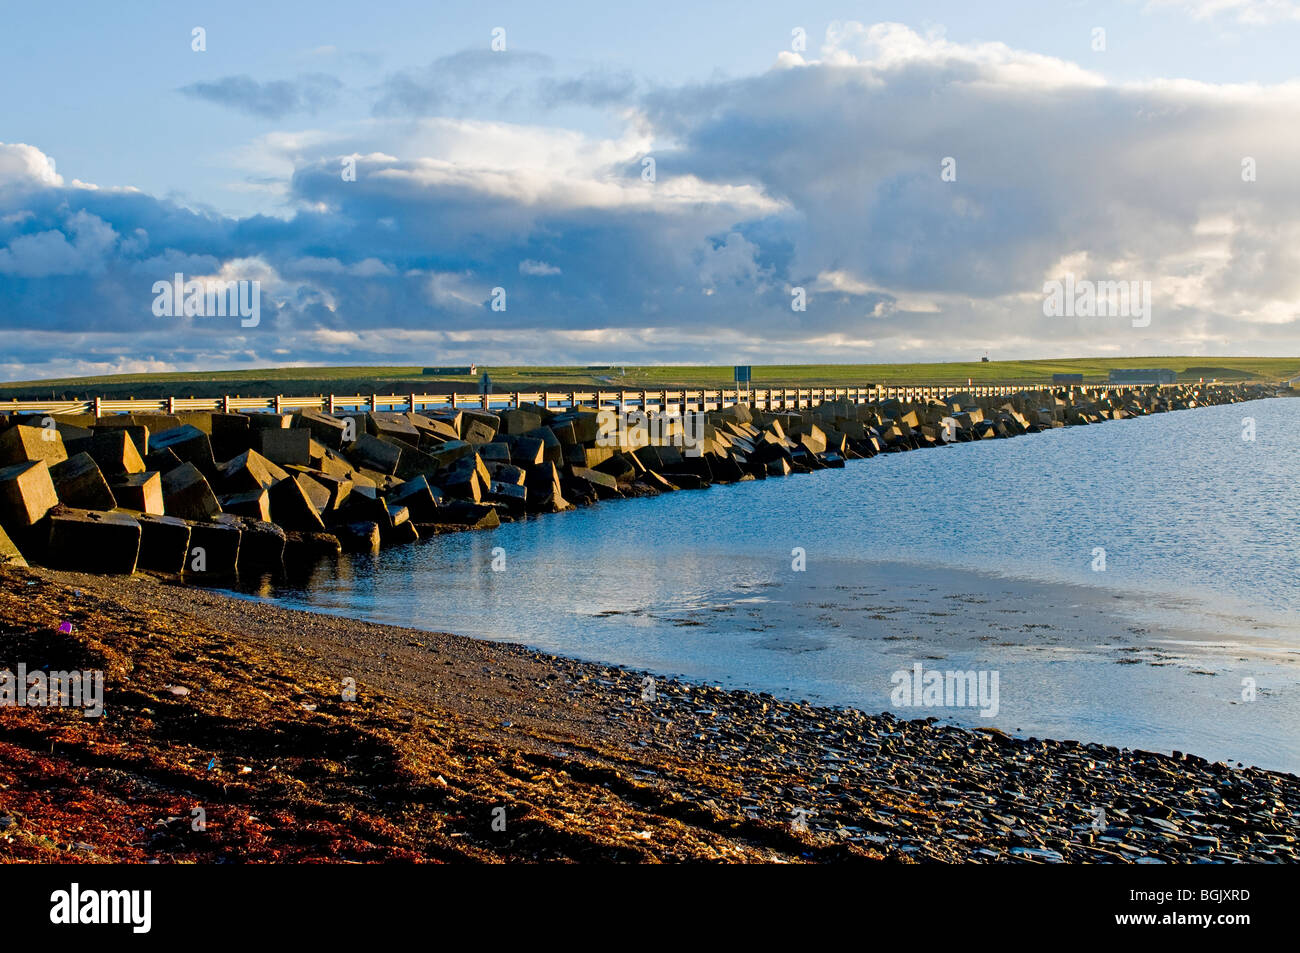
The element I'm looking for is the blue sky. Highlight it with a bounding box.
[3,1,1300,379]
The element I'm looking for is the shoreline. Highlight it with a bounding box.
[2,565,1296,863]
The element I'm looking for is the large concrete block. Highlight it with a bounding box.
[554,411,598,443]
[150,425,216,473]
[462,416,498,446]
[526,426,564,465]
[290,471,332,513]
[268,475,327,532]
[128,414,181,435]
[800,424,827,455]
[369,413,422,449]
[44,508,141,574]
[500,407,543,435]
[255,427,311,467]
[110,471,164,515]
[442,453,489,502]
[486,462,525,485]
[390,440,442,481]
[567,466,620,499]
[486,481,527,508]
[187,521,241,576]
[246,412,293,430]
[458,410,499,443]
[135,514,191,573]
[523,462,568,512]
[161,462,221,521]
[389,476,442,521]
[428,439,474,469]
[0,424,68,468]
[335,521,381,553]
[347,434,402,475]
[93,418,150,458]
[283,530,342,575]
[217,514,285,575]
[218,448,288,494]
[174,412,215,434]
[0,460,57,528]
[286,466,352,512]
[220,488,272,522]
[49,452,116,511]
[210,413,253,462]
[0,522,28,567]
[144,447,183,475]
[511,436,546,467]
[296,409,352,450]
[479,441,511,463]
[423,501,500,530]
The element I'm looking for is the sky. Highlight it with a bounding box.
[3,0,1300,381]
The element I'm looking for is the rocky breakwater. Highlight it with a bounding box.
[0,382,1276,582]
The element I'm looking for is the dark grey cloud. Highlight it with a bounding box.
[373,49,555,116]
[371,49,637,116]
[179,73,343,119]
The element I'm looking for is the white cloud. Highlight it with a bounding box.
[519,259,561,276]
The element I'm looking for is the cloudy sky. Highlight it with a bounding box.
[3,0,1300,381]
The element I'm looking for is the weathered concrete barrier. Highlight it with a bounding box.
[43,507,141,574]
[0,381,1279,580]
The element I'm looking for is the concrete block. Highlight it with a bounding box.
[424,501,500,530]
[144,447,183,474]
[218,449,288,494]
[458,411,499,443]
[187,520,241,576]
[161,462,221,521]
[486,462,525,485]
[486,481,527,507]
[523,462,568,513]
[245,413,293,430]
[217,515,285,575]
[408,412,460,444]
[526,426,564,465]
[283,530,342,574]
[110,471,164,515]
[347,434,402,475]
[135,514,191,573]
[255,427,311,467]
[269,475,327,532]
[511,436,546,467]
[428,439,474,469]
[151,425,216,473]
[44,507,141,574]
[0,460,58,528]
[210,413,253,462]
[389,476,442,521]
[296,409,352,450]
[93,418,149,458]
[0,522,29,567]
[335,521,381,553]
[500,408,543,435]
[568,466,620,499]
[50,452,116,511]
[462,416,497,446]
[220,488,272,522]
[0,424,68,468]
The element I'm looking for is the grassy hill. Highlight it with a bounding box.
[3,357,1298,402]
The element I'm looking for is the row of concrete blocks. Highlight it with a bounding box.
[0,382,1278,577]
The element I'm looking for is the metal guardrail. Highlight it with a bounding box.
[1,382,1179,417]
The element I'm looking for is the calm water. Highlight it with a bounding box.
[241,396,1300,769]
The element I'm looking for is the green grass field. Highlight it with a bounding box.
[3,357,1298,402]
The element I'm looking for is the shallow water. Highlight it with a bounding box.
[240,397,1300,772]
